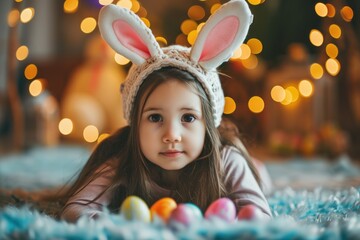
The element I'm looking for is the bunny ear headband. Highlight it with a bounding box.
[98,0,253,127]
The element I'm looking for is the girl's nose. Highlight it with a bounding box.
[162,123,182,143]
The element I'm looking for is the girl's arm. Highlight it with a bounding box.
[61,162,115,222]
[222,146,272,219]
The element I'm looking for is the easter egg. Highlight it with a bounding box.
[169,203,201,226]
[150,197,177,222]
[183,203,203,220]
[204,198,236,222]
[120,196,151,223]
[237,205,264,221]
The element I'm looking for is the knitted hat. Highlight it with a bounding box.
[98,0,253,127]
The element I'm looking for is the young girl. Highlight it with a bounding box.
[61,0,272,222]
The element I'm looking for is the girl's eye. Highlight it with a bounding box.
[148,114,162,122]
[182,114,196,123]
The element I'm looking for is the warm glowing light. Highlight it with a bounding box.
[8,9,20,27]
[310,63,324,79]
[197,22,205,32]
[141,18,150,27]
[247,38,263,54]
[309,29,324,47]
[315,2,327,17]
[29,79,43,97]
[241,54,258,69]
[281,89,292,105]
[97,133,110,143]
[239,44,251,60]
[131,1,140,13]
[187,30,198,45]
[181,19,198,35]
[99,0,114,5]
[80,17,97,34]
[247,0,265,5]
[231,46,242,59]
[64,0,79,13]
[83,125,99,143]
[188,5,205,21]
[20,8,35,23]
[325,58,341,76]
[326,4,336,17]
[156,36,168,46]
[24,64,38,80]
[114,53,130,65]
[210,4,221,14]
[271,85,286,102]
[340,6,353,22]
[325,43,338,58]
[175,34,188,46]
[117,0,132,9]
[137,7,147,18]
[248,96,264,113]
[299,80,313,97]
[16,45,29,61]
[329,24,341,39]
[224,97,236,114]
[286,86,299,103]
[59,118,73,135]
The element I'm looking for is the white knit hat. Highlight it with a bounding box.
[98,0,253,127]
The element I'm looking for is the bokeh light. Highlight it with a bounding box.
[80,17,97,34]
[299,80,313,97]
[188,5,205,21]
[181,19,198,35]
[24,64,38,80]
[224,97,236,114]
[340,6,353,22]
[247,38,263,54]
[315,2,327,17]
[20,8,35,23]
[8,9,20,27]
[310,63,324,80]
[325,43,338,59]
[271,85,286,103]
[59,118,73,135]
[83,125,99,143]
[309,29,324,47]
[64,0,79,13]
[29,79,43,97]
[16,45,29,61]
[114,53,130,65]
[329,24,341,39]
[325,58,341,76]
[326,3,336,18]
[97,133,110,143]
[248,96,264,113]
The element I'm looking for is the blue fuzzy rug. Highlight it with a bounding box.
[0,145,360,239]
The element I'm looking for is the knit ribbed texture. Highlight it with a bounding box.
[121,45,224,127]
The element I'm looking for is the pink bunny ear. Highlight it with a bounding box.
[190,0,253,70]
[98,4,162,65]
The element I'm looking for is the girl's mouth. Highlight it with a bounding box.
[160,150,184,158]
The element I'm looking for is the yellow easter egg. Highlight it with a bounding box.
[150,197,177,222]
[120,196,151,223]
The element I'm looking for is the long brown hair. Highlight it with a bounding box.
[62,67,260,212]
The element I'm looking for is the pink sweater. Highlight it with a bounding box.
[61,146,272,222]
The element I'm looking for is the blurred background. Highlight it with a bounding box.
[0,0,359,161]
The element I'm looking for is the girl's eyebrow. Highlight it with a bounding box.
[142,107,201,113]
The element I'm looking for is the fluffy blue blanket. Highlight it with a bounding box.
[1,145,360,239]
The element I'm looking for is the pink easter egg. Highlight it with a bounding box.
[169,203,199,226]
[237,205,265,221]
[204,197,236,222]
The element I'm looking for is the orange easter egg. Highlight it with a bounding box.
[150,197,177,222]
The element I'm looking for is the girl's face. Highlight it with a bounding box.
[139,78,206,171]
